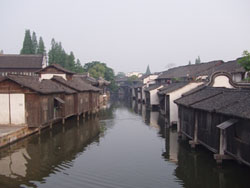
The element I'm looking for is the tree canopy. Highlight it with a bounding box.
[195,56,201,64]
[145,65,151,75]
[238,50,250,72]
[37,37,46,54]
[20,29,46,55]
[83,61,114,81]
[48,38,84,73]
[20,30,34,54]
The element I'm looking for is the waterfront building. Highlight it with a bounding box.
[0,54,46,76]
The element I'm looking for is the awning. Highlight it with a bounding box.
[54,97,65,104]
[217,119,238,130]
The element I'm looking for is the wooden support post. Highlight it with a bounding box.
[62,118,65,125]
[62,126,65,133]
[38,126,41,134]
[77,115,80,121]
[50,122,53,129]
[177,116,181,137]
[214,129,232,164]
[189,112,199,148]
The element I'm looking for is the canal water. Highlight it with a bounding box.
[0,101,250,188]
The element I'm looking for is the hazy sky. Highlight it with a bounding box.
[1,0,250,74]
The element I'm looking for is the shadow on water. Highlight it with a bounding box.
[131,100,250,188]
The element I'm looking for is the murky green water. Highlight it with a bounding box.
[0,101,250,188]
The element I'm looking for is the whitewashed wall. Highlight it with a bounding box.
[150,86,163,105]
[41,73,66,80]
[212,75,234,88]
[0,94,10,124]
[169,82,203,124]
[232,73,242,83]
[10,94,25,125]
[0,94,25,125]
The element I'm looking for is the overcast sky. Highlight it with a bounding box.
[1,0,250,74]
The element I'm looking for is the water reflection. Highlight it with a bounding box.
[0,101,250,188]
[0,116,100,188]
[131,100,250,188]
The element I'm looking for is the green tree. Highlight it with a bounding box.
[48,38,85,73]
[48,38,67,67]
[75,59,84,73]
[37,37,46,54]
[83,61,115,81]
[116,72,126,78]
[238,50,250,71]
[66,51,76,71]
[31,32,38,54]
[145,65,151,75]
[195,56,201,64]
[20,30,34,54]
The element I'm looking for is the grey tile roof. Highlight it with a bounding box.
[36,64,75,74]
[175,86,250,120]
[158,82,189,95]
[0,54,43,69]
[157,61,223,79]
[52,76,100,92]
[144,84,162,91]
[1,75,76,94]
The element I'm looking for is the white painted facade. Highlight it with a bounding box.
[0,94,10,124]
[142,75,158,85]
[167,82,203,124]
[212,75,234,88]
[126,72,143,78]
[232,73,242,82]
[0,94,25,125]
[41,73,66,80]
[149,85,163,105]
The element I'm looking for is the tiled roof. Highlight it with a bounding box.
[157,61,223,79]
[158,82,189,95]
[0,54,43,69]
[52,76,100,92]
[36,64,75,74]
[144,84,162,91]
[1,75,75,94]
[175,86,250,120]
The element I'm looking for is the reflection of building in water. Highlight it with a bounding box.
[162,128,179,164]
[137,103,142,115]
[0,117,100,187]
[149,111,159,129]
[169,129,179,163]
[0,148,29,178]
[142,104,146,121]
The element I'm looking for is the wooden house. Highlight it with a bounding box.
[132,82,143,102]
[144,84,163,110]
[0,75,75,128]
[175,86,250,166]
[0,54,46,76]
[157,82,203,126]
[36,64,75,80]
[37,63,101,115]
[51,76,100,115]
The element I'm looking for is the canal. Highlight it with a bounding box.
[0,101,250,188]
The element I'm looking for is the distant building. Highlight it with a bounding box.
[0,54,47,76]
[126,72,143,78]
